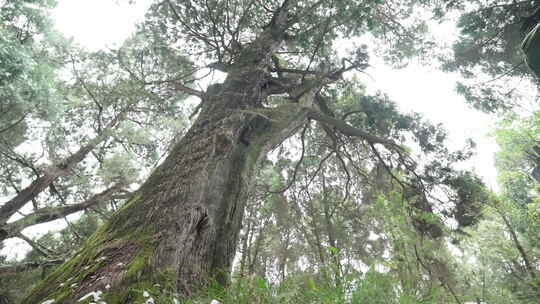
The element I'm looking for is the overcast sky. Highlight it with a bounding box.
[1,0,499,260]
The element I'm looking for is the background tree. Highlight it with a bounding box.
[0,0,194,286]
[433,1,540,302]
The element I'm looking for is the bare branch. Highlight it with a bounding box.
[117,51,206,99]
[15,232,57,258]
[70,54,104,132]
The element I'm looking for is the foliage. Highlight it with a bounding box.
[496,111,540,199]
[230,80,486,303]
[0,0,61,144]
[444,0,540,112]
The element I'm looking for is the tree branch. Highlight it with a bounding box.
[0,112,29,134]
[306,109,403,149]
[268,122,309,193]
[15,232,58,258]
[494,200,539,286]
[0,116,123,225]
[117,51,205,99]
[0,183,125,242]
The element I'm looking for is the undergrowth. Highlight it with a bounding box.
[169,268,445,304]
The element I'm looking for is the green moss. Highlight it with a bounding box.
[115,193,141,213]
[125,250,150,281]
[106,193,143,235]
[22,193,160,304]
[23,234,102,302]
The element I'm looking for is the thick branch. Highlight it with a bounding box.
[167,82,205,98]
[306,109,402,149]
[1,183,125,241]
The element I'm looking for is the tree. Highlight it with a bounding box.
[436,108,540,304]
[24,0,485,302]
[0,0,193,255]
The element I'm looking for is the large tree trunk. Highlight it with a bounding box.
[23,67,310,302]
